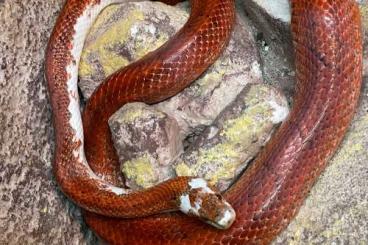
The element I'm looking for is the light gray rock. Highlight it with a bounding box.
[110,84,289,191]
[78,2,190,99]
[237,0,295,98]
[239,0,292,63]
[175,84,289,191]
[0,0,91,244]
[78,2,263,135]
[109,102,182,189]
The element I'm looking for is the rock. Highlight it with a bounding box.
[111,84,289,191]
[83,1,270,191]
[237,0,295,98]
[175,84,289,191]
[79,2,263,135]
[109,103,182,189]
[239,0,292,63]
[79,2,190,99]
[0,0,90,244]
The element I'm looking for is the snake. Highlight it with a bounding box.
[45,0,362,244]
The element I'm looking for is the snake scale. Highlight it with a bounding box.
[45,0,362,244]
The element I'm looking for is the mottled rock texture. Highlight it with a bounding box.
[109,102,182,189]
[1,0,368,245]
[174,84,288,191]
[111,84,289,191]
[81,2,285,192]
[0,0,90,244]
[79,2,263,135]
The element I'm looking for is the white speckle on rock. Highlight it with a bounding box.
[250,61,262,76]
[146,23,156,35]
[253,0,291,23]
[268,100,289,124]
[131,24,139,36]
[207,126,219,139]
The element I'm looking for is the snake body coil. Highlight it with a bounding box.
[45,0,362,244]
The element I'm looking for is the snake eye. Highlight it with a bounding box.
[216,194,223,200]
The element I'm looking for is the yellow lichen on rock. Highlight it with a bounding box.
[118,103,165,124]
[176,84,287,187]
[134,31,169,59]
[121,153,157,188]
[120,106,146,124]
[196,68,226,95]
[175,162,192,176]
[79,7,145,77]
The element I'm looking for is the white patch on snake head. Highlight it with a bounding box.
[188,178,214,193]
[179,178,213,216]
[179,194,202,216]
[179,178,236,229]
[215,203,236,229]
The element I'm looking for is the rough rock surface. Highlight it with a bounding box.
[109,102,182,189]
[175,84,288,191]
[0,0,91,244]
[79,1,263,135]
[112,84,289,191]
[79,2,191,99]
[83,1,281,192]
[239,0,295,98]
[1,0,368,245]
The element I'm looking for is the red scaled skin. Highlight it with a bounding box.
[46,0,363,244]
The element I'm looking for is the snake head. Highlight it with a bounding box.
[179,178,236,229]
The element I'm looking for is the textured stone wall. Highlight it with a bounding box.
[0,0,89,244]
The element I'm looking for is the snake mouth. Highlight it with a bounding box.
[204,207,236,230]
[217,204,236,229]
[205,220,229,230]
[203,202,236,230]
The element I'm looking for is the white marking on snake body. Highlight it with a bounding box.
[65,0,131,194]
[66,1,118,163]
[106,186,126,195]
